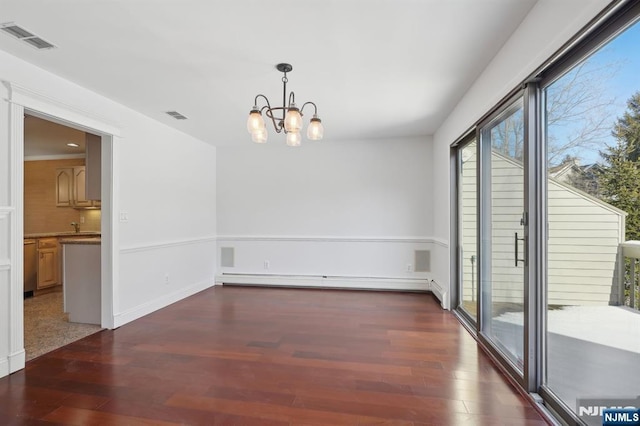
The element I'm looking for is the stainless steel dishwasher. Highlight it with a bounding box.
[23,239,37,296]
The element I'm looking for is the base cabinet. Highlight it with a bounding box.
[37,238,58,289]
[62,242,101,325]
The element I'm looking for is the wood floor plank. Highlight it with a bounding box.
[0,286,549,425]
[42,406,180,425]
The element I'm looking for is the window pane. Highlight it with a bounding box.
[480,101,525,372]
[459,140,478,320]
[544,18,640,423]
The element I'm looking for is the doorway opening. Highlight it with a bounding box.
[22,114,104,360]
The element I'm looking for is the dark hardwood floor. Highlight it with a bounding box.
[0,286,548,425]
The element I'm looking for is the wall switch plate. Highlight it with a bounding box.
[80,216,85,224]
[119,211,129,222]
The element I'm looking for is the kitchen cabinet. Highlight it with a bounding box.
[37,238,58,289]
[61,239,101,325]
[73,167,92,207]
[56,166,100,208]
[55,168,73,207]
[85,133,101,201]
[24,239,37,294]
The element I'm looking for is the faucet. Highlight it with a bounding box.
[70,222,80,233]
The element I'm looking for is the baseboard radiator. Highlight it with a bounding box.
[215,273,431,293]
[429,279,449,309]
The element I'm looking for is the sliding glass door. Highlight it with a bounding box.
[457,139,478,322]
[452,4,640,425]
[541,15,640,425]
[478,98,527,374]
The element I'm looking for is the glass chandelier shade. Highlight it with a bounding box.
[286,131,302,147]
[251,127,268,143]
[246,108,265,134]
[247,63,323,146]
[307,115,324,140]
[284,104,302,133]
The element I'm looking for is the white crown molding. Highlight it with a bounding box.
[2,80,122,137]
[120,236,217,254]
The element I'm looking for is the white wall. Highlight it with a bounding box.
[431,0,612,305]
[113,112,217,325]
[216,137,437,292]
[0,49,217,377]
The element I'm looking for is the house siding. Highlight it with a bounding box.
[460,149,624,306]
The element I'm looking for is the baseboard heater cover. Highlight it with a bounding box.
[429,279,450,310]
[215,273,430,292]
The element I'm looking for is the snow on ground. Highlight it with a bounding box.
[495,305,640,353]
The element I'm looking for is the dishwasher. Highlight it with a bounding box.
[23,239,37,297]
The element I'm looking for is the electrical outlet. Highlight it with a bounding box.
[164,273,169,285]
[264,260,270,270]
[406,264,413,272]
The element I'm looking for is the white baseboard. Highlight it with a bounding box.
[113,279,215,328]
[216,274,430,292]
[0,349,25,378]
[9,350,25,373]
[0,357,7,378]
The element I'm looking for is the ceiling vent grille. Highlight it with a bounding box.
[0,22,56,50]
[166,111,188,120]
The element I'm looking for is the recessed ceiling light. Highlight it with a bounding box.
[67,143,79,147]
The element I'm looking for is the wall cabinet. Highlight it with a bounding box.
[73,167,92,208]
[56,166,100,208]
[37,238,58,289]
[85,133,101,201]
[55,168,73,207]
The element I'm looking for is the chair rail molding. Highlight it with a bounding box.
[120,236,217,254]
[216,235,437,244]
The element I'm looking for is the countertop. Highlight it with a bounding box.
[24,231,101,239]
[59,237,101,245]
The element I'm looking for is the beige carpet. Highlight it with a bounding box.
[23,291,102,361]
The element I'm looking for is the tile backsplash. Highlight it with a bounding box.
[24,159,101,234]
[80,210,101,232]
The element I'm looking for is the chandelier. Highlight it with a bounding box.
[247,63,323,146]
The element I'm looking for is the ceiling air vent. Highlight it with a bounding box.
[166,111,188,120]
[0,22,56,50]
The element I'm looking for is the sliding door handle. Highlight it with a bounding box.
[514,232,526,266]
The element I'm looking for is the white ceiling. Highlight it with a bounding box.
[24,114,86,157]
[1,0,538,147]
